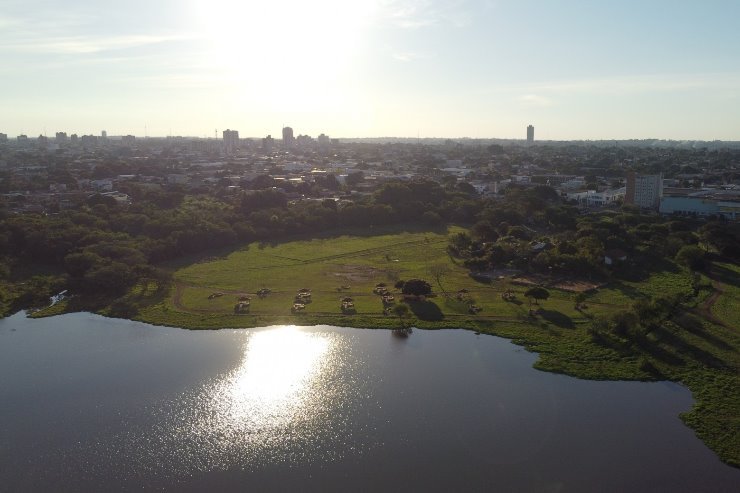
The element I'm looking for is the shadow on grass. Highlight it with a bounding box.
[539,309,575,329]
[591,333,637,357]
[613,256,680,283]
[444,298,471,314]
[649,327,727,369]
[158,223,452,270]
[709,264,740,288]
[590,328,683,368]
[635,338,686,367]
[651,257,681,274]
[673,312,733,351]
[261,223,451,250]
[160,245,245,270]
[65,281,170,319]
[66,294,116,313]
[408,300,444,321]
[613,268,651,283]
[610,281,645,300]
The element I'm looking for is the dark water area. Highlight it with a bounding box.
[0,312,738,492]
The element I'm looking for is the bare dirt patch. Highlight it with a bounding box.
[693,273,731,330]
[511,274,549,287]
[511,275,603,292]
[331,265,383,283]
[551,279,604,292]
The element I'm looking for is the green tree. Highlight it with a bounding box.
[64,251,105,278]
[391,303,410,328]
[402,279,432,296]
[429,264,450,294]
[524,286,550,306]
[83,262,136,295]
[574,291,587,309]
[675,245,705,271]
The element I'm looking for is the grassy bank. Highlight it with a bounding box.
[32,227,740,468]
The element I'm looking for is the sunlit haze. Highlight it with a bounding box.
[1,0,739,140]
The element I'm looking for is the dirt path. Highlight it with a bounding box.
[172,282,198,313]
[695,275,730,329]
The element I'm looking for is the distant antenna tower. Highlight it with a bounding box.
[144,124,148,138]
[215,129,217,139]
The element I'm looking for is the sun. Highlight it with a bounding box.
[188,0,378,111]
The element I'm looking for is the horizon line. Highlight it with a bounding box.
[4,134,739,143]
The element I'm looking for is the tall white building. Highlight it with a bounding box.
[526,125,534,143]
[625,173,662,209]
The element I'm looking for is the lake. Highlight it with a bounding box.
[0,312,738,492]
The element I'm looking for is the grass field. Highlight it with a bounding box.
[711,262,740,329]
[136,228,603,330]
[33,226,739,468]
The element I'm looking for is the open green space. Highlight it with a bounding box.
[32,227,740,468]
[711,262,740,329]
[135,228,597,329]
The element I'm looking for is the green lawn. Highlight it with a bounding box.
[712,262,740,329]
[135,229,599,329]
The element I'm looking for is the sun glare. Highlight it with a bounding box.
[189,0,377,110]
[206,326,333,432]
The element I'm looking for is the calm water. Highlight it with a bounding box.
[0,312,738,492]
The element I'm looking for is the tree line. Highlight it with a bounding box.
[1,178,737,315]
[0,179,480,314]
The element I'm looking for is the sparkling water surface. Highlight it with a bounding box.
[1,312,738,492]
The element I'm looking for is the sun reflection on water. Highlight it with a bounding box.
[94,326,375,479]
[175,325,358,468]
[211,326,331,431]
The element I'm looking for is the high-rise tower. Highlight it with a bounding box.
[625,172,663,209]
[282,126,295,148]
[223,129,239,153]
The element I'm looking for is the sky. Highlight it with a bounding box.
[1,0,739,140]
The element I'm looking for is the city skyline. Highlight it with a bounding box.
[1,0,739,140]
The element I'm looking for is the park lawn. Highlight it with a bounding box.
[162,228,602,328]
[712,262,740,329]
[175,232,451,288]
[586,266,695,309]
[627,268,695,299]
[131,230,716,338]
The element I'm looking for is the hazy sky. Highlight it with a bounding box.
[1,0,739,140]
